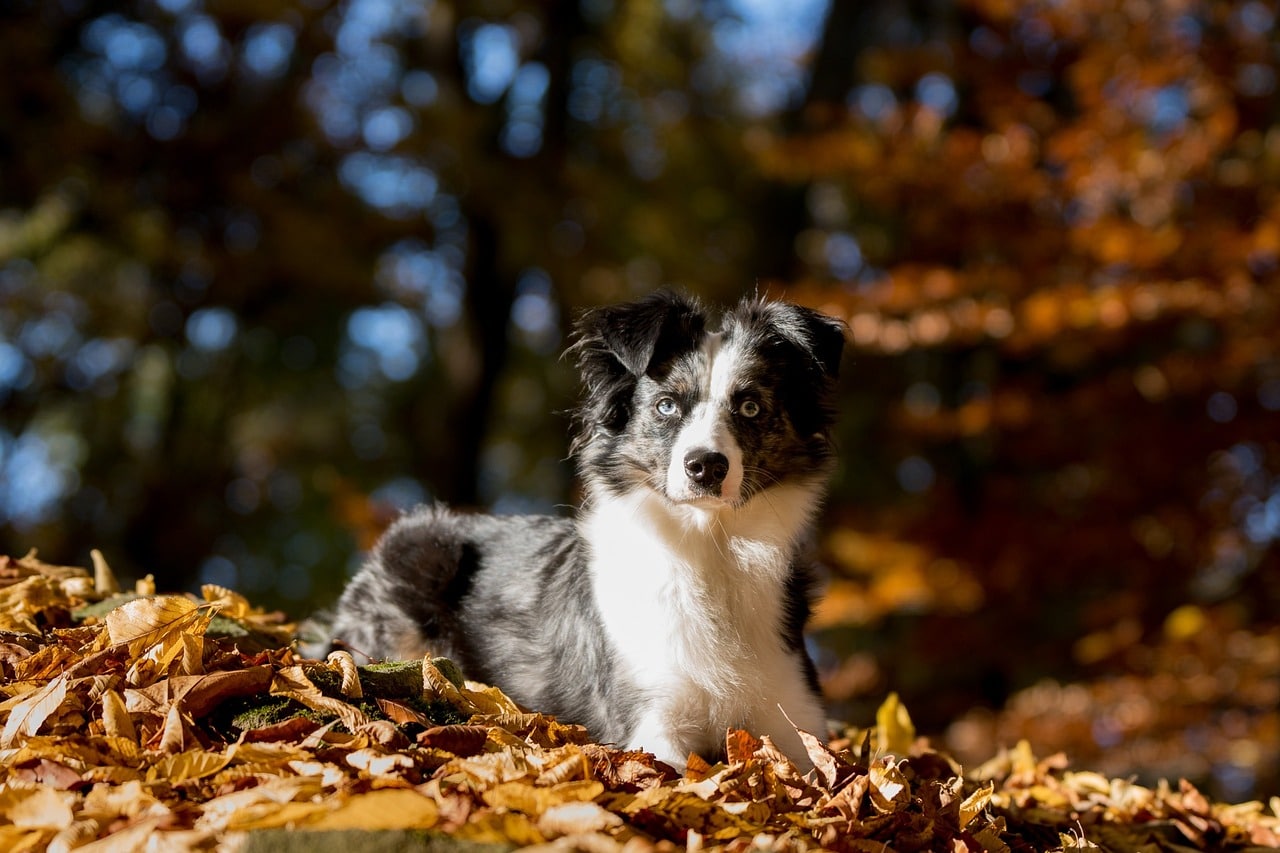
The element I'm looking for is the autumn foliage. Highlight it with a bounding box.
[767,0,1280,776]
[2,552,1279,852]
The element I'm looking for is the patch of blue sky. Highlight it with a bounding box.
[185,307,238,352]
[375,240,465,328]
[0,429,82,528]
[710,0,830,115]
[461,21,519,105]
[0,342,32,393]
[241,22,295,80]
[338,152,437,216]
[345,303,426,382]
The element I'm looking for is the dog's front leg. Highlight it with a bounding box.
[749,691,826,773]
[626,710,697,771]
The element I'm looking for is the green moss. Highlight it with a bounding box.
[201,694,318,741]
[430,657,467,689]
[72,594,143,621]
[306,657,467,700]
[229,696,315,731]
[359,660,433,697]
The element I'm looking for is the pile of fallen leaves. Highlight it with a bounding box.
[2,552,1278,852]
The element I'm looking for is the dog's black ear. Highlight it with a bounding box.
[761,301,847,380]
[569,291,706,454]
[575,290,706,377]
[797,306,846,380]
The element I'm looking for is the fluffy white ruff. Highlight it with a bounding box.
[580,481,827,768]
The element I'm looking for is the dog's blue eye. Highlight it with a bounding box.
[738,400,761,418]
[656,397,679,417]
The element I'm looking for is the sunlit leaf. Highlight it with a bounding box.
[538,801,624,836]
[104,596,211,656]
[0,674,69,747]
[148,750,233,785]
[3,787,74,830]
[326,650,362,698]
[100,689,136,741]
[961,781,993,829]
[874,692,915,756]
[309,789,439,831]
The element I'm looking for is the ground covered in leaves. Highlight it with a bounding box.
[1,552,1278,852]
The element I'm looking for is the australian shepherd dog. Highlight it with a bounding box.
[329,290,845,768]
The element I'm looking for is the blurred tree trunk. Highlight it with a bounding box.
[748,0,869,281]
[428,213,516,507]
[408,0,586,507]
[750,0,957,281]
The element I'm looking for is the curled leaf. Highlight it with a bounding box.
[90,549,119,595]
[100,689,137,741]
[961,781,994,829]
[326,650,363,698]
[423,655,473,712]
[875,692,915,756]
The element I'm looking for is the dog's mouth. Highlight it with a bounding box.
[664,489,741,511]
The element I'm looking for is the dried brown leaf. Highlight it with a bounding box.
[961,781,994,829]
[377,696,429,726]
[868,758,911,813]
[241,714,320,743]
[148,750,232,784]
[1,674,70,747]
[326,650,363,698]
[0,576,64,634]
[309,788,440,831]
[538,801,624,837]
[179,632,204,676]
[157,702,188,753]
[104,596,210,656]
[875,691,915,756]
[4,786,75,831]
[100,689,136,741]
[90,550,119,596]
[125,666,272,719]
[725,728,762,765]
[417,723,490,755]
[201,584,251,618]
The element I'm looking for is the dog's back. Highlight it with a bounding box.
[331,507,632,737]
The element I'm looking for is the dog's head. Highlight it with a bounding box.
[570,290,845,510]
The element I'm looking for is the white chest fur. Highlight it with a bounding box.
[580,486,827,767]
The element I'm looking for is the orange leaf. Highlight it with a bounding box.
[725,728,762,765]
[416,723,489,755]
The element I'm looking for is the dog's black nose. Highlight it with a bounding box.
[684,450,729,489]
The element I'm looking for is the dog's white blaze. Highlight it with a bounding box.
[665,334,746,503]
[583,481,828,768]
